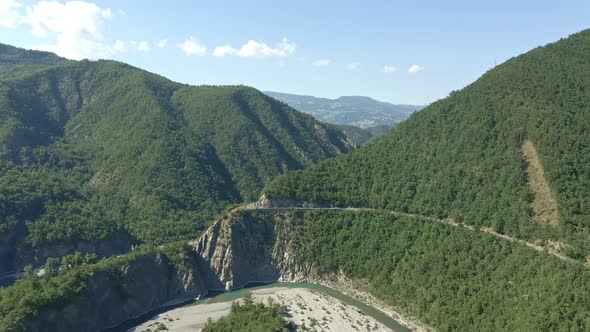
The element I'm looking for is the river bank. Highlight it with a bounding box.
[320,274,434,332]
[129,282,413,332]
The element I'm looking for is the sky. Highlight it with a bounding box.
[0,0,588,105]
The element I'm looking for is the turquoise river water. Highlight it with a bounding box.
[109,282,413,332]
[189,282,412,332]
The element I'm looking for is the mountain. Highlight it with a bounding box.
[0,43,353,275]
[0,44,69,78]
[3,204,590,331]
[259,30,590,328]
[3,30,590,332]
[265,29,590,259]
[264,91,423,128]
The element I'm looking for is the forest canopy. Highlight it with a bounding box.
[265,29,590,259]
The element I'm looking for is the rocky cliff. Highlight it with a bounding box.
[17,209,315,331]
[193,210,316,291]
[23,251,206,332]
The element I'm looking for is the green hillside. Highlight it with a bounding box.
[265,30,590,259]
[0,44,351,272]
[4,209,589,331]
[0,43,69,78]
[287,210,590,331]
[3,29,590,331]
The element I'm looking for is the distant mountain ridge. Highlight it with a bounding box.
[264,91,423,128]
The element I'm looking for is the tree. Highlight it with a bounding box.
[23,265,34,278]
[43,258,60,276]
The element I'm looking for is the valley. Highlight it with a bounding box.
[1,14,590,332]
[0,45,353,277]
[3,197,589,331]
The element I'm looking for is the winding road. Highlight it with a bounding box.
[2,201,585,287]
[239,201,586,268]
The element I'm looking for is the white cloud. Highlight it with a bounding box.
[213,44,236,57]
[312,59,331,66]
[178,37,207,56]
[0,0,23,27]
[137,40,149,52]
[234,38,295,58]
[1,1,154,59]
[114,39,125,51]
[24,0,113,59]
[346,62,361,70]
[383,65,397,74]
[211,38,295,59]
[157,38,167,48]
[408,64,424,74]
[112,40,153,53]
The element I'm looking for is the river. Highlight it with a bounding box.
[113,282,412,332]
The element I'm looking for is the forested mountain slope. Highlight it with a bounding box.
[3,208,589,331]
[265,29,590,260]
[0,44,352,273]
[0,43,69,78]
[2,31,590,332]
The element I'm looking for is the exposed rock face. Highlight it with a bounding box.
[194,210,317,291]
[24,252,206,332]
[22,209,316,331]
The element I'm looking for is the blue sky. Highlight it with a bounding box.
[0,0,588,105]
